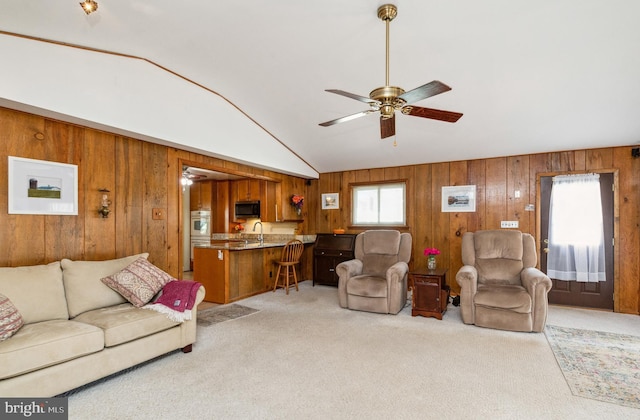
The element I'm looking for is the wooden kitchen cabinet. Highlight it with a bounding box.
[234,179,262,201]
[261,181,282,222]
[190,180,213,211]
[313,233,356,287]
[212,180,230,233]
[279,178,305,221]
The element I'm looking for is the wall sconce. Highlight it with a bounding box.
[80,0,98,15]
[98,189,111,218]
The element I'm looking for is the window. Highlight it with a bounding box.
[351,182,406,226]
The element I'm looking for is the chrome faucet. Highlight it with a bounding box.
[252,221,263,244]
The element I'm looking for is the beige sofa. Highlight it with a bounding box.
[0,253,205,397]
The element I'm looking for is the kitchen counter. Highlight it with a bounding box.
[197,235,315,251]
[193,235,315,303]
[196,241,277,250]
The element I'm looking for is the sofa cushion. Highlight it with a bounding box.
[73,303,179,347]
[101,258,173,307]
[61,253,149,318]
[0,262,69,324]
[0,319,104,380]
[0,293,24,341]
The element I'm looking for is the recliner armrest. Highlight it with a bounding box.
[336,259,363,308]
[456,265,478,289]
[521,267,552,332]
[385,261,409,284]
[456,265,478,325]
[336,259,363,280]
[520,267,552,294]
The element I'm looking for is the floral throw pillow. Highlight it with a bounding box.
[101,257,173,307]
[0,293,24,341]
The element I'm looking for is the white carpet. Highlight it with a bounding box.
[68,282,640,419]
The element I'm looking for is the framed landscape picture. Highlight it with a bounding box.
[321,193,339,210]
[8,156,78,215]
[442,185,476,212]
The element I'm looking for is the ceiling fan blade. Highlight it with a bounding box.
[319,110,374,127]
[380,115,396,139]
[325,89,379,105]
[398,80,452,105]
[402,105,463,123]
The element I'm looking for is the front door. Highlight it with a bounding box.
[539,172,615,310]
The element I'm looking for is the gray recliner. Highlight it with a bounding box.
[455,230,552,332]
[336,230,412,314]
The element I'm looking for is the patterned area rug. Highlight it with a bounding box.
[197,304,259,326]
[545,325,640,409]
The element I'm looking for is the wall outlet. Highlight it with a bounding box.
[501,221,519,228]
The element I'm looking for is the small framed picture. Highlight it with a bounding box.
[8,156,78,215]
[321,193,339,210]
[442,185,476,212]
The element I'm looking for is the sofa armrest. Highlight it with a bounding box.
[456,265,478,325]
[521,268,552,332]
[193,284,206,308]
[180,285,206,348]
[336,259,363,308]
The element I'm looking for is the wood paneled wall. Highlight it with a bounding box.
[312,148,640,315]
[1,106,638,315]
[0,107,310,276]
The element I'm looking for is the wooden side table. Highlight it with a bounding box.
[410,270,450,320]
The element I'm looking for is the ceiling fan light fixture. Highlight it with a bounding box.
[380,105,395,119]
[181,170,194,186]
[80,0,98,15]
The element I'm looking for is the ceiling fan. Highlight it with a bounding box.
[319,4,462,139]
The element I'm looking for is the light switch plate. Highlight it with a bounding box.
[501,221,519,228]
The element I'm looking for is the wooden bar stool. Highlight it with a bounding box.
[274,239,304,294]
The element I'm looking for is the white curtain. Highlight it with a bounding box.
[547,173,606,282]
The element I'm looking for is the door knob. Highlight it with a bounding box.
[543,239,549,244]
[543,248,549,253]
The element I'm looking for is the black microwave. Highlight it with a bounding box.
[235,201,260,218]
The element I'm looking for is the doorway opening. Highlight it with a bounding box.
[176,159,280,280]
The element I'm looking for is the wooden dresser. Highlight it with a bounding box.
[313,233,357,287]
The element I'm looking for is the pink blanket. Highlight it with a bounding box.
[143,280,202,322]
[155,280,202,312]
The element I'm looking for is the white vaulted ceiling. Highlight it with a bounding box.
[1,1,639,178]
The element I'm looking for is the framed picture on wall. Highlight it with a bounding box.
[321,193,340,210]
[442,185,476,212]
[8,156,78,215]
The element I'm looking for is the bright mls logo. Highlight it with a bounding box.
[1,398,67,419]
